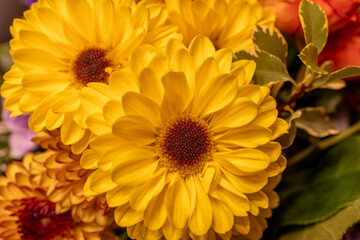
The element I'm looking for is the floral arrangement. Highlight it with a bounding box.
[0,0,359,239]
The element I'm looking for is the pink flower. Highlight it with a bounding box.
[1,104,37,159]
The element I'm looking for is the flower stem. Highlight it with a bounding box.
[277,83,307,114]
[288,120,360,166]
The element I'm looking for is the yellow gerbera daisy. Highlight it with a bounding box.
[0,156,116,240]
[1,0,181,153]
[164,0,275,51]
[81,35,288,239]
[29,130,113,227]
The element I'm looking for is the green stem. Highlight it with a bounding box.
[288,121,360,166]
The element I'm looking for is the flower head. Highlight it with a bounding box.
[164,0,275,51]
[1,0,181,153]
[31,130,113,227]
[81,36,288,239]
[0,155,111,239]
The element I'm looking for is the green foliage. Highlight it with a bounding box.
[299,0,328,53]
[279,199,360,240]
[253,25,288,63]
[298,44,327,74]
[295,107,339,138]
[234,49,294,85]
[275,135,360,228]
[308,66,360,90]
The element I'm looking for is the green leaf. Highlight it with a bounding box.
[253,25,288,63]
[279,199,360,240]
[298,44,328,74]
[299,0,328,53]
[234,49,294,85]
[275,135,360,228]
[296,106,339,138]
[308,66,360,90]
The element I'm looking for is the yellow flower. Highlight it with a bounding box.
[164,0,275,51]
[0,155,114,240]
[30,130,113,227]
[1,0,181,153]
[81,35,288,239]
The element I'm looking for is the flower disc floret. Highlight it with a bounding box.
[156,114,215,176]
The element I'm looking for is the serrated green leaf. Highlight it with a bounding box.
[298,44,328,74]
[308,66,360,90]
[299,0,328,53]
[275,135,360,228]
[279,199,360,240]
[296,107,339,138]
[234,49,294,85]
[253,25,288,63]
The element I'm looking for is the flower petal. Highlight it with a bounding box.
[112,115,156,145]
[130,170,166,211]
[122,92,161,126]
[111,149,158,186]
[216,126,272,148]
[197,74,238,116]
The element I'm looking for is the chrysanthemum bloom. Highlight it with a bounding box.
[0,156,116,240]
[163,0,275,51]
[1,0,181,154]
[29,130,113,227]
[81,36,288,239]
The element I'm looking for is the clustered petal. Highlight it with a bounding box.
[81,36,288,239]
[1,0,288,239]
[0,156,114,240]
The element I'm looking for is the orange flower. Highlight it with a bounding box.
[261,0,360,34]
[0,156,114,240]
[31,130,114,227]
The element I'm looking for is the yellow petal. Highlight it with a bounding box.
[86,113,112,136]
[122,92,161,126]
[115,206,144,227]
[197,74,237,116]
[60,114,85,145]
[188,176,212,236]
[80,149,99,169]
[210,198,234,234]
[166,177,190,229]
[130,170,166,211]
[216,126,272,148]
[112,115,156,145]
[144,187,168,230]
[188,35,216,68]
[224,171,268,194]
[195,58,219,91]
[80,85,110,116]
[89,169,117,194]
[111,149,158,186]
[51,91,80,113]
[210,97,258,131]
[212,49,232,74]
[109,70,139,101]
[210,187,249,217]
[139,67,164,106]
[106,186,132,208]
[22,68,70,95]
[103,99,124,125]
[162,71,193,114]
[215,149,270,175]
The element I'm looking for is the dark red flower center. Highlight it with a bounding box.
[13,197,74,240]
[72,47,112,86]
[156,115,214,176]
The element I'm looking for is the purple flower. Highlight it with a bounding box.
[24,0,38,6]
[1,105,37,159]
